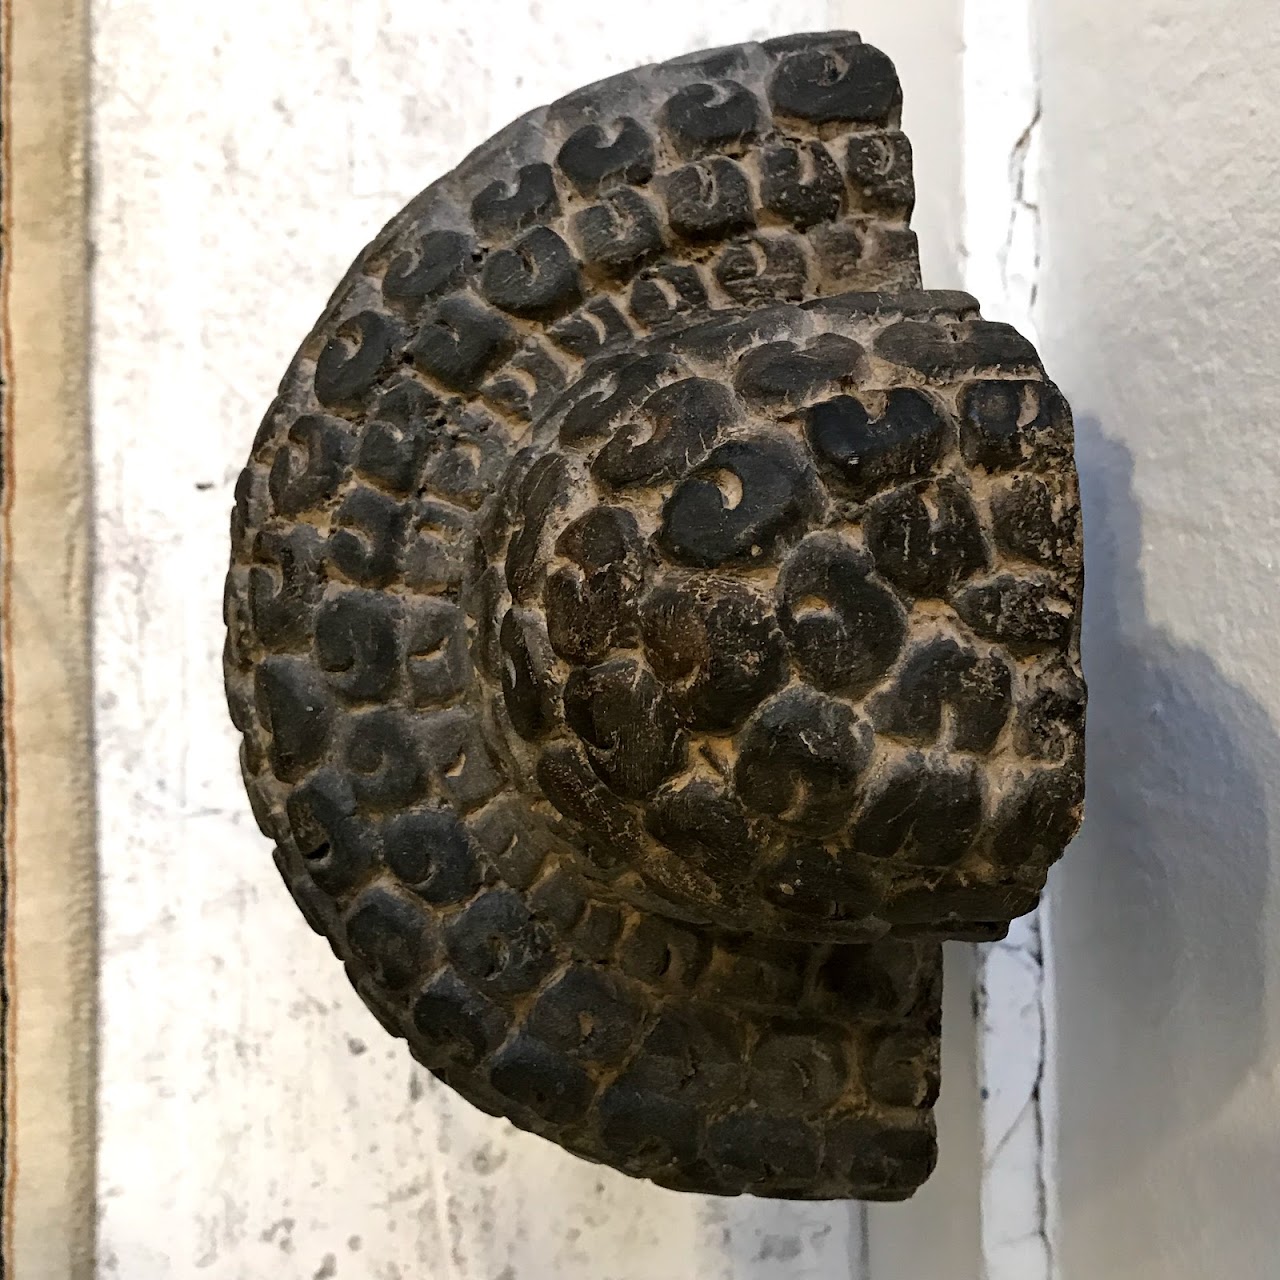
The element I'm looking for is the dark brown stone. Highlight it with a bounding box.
[226,32,1084,1204]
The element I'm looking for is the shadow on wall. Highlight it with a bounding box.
[1055,418,1278,1251]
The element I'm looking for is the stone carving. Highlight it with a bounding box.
[224,31,1085,1200]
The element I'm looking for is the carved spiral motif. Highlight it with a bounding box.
[225,32,1085,1200]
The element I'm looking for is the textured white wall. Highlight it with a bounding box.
[90,3,975,1279]
[1037,4,1280,1277]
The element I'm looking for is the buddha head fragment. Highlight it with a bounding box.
[225,31,1085,1200]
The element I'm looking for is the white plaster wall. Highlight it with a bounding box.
[90,3,976,1279]
[1036,4,1280,1277]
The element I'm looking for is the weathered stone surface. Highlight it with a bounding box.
[225,31,1084,1203]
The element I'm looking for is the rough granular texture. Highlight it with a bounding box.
[224,31,1085,1199]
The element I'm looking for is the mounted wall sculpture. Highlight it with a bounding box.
[224,31,1086,1200]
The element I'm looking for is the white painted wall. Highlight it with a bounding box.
[1036,4,1280,1277]
[90,3,977,1279]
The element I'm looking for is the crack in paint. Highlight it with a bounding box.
[977,912,1051,1280]
[1001,100,1043,321]
[1034,940,1056,1280]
